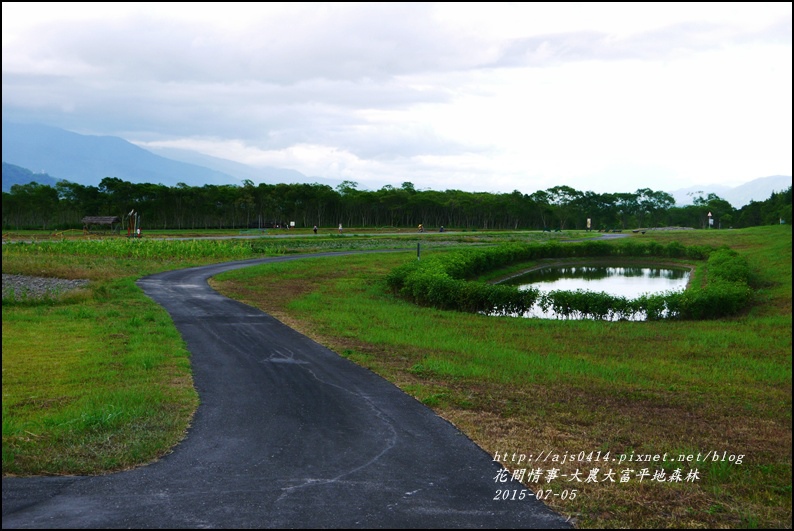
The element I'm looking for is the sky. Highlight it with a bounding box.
[2,2,792,194]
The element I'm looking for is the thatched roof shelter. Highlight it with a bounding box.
[81,216,121,233]
[81,216,121,225]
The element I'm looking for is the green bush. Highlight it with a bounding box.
[706,247,751,284]
[386,241,751,321]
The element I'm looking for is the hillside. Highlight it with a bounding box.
[1,122,242,188]
[141,146,329,187]
[4,122,790,204]
[670,175,792,208]
[1,162,62,192]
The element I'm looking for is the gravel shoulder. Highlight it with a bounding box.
[2,275,90,301]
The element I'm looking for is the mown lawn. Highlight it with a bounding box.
[2,277,199,475]
[211,226,792,529]
[2,227,790,528]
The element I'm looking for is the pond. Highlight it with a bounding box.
[498,264,691,320]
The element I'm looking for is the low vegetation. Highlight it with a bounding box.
[3,226,790,529]
[385,240,751,320]
[2,277,198,475]
[3,232,534,474]
[212,226,791,528]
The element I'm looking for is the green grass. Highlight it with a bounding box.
[1,234,473,477]
[2,278,198,474]
[2,238,283,475]
[211,225,792,529]
[2,226,790,528]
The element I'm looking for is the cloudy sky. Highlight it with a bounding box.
[2,2,791,194]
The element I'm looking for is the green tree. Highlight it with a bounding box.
[6,182,60,229]
[545,185,583,229]
[693,193,735,229]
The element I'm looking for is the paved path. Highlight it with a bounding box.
[3,252,570,528]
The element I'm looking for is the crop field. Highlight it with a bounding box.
[2,226,791,528]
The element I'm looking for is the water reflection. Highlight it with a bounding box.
[498,264,690,320]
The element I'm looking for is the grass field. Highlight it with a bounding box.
[210,226,792,528]
[2,226,791,528]
[2,278,198,474]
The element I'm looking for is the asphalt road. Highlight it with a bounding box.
[3,252,571,529]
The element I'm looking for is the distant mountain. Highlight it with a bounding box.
[143,146,337,187]
[2,162,63,192]
[670,175,792,208]
[1,121,243,188]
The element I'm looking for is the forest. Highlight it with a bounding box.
[2,177,791,231]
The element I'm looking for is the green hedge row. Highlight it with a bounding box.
[385,241,751,320]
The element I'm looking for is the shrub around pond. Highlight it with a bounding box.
[385,242,751,320]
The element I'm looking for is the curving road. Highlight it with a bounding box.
[3,252,571,528]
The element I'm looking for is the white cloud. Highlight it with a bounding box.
[3,2,791,194]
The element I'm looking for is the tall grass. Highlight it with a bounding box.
[4,238,256,260]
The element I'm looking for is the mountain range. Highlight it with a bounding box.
[2,121,791,207]
[1,121,246,189]
[669,175,791,208]
[2,162,62,190]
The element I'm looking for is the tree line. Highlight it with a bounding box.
[2,177,791,231]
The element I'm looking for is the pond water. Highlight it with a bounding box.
[498,264,690,320]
